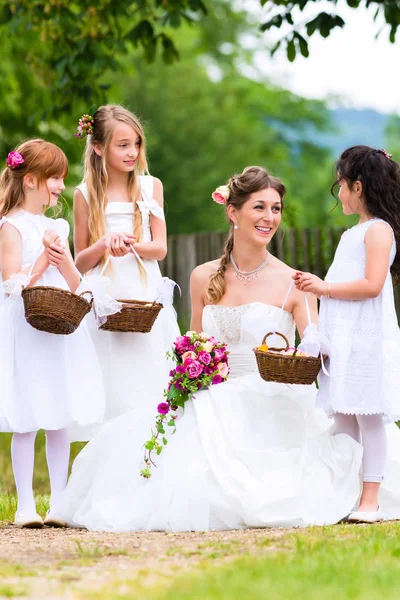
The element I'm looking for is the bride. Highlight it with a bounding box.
[61,166,400,531]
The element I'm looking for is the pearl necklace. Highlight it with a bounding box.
[230,252,270,284]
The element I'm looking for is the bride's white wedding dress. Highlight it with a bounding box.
[61,303,400,531]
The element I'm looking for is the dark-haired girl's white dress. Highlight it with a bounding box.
[318,218,400,421]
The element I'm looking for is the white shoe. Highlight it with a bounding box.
[347,507,383,524]
[44,510,67,528]
[14,510,44,528]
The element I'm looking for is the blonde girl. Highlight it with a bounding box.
[73,105,179,422]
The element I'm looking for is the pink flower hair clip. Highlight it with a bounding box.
[211,185,230,205]
[74,114,94,139]
[6,151,24,168]
[380,148,393,160]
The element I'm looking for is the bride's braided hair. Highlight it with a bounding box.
[207,166,286,304]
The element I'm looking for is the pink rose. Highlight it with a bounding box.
[211,192,227,205]
[182,351,196,362]
[212,374,223,385]
[198,351,212,365]
[213,348,225,362]
[211,185,230,205]
[217,362,229,378]
[6,151,24,168]
[186,360,203,379]
[174,335,190,354]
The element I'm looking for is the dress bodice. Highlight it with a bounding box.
[0,210,70,289]
[325,219,396,283]
[77,176,164,245]
[202,302,295,378]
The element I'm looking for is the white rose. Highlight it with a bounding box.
[202,341,213,352]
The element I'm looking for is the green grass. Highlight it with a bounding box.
[83,523,400,600]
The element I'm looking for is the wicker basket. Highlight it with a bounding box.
[253,331,326,385]
[99,299,163,333]
[22,286,93,335]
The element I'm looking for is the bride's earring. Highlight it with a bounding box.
[234,224,238,230]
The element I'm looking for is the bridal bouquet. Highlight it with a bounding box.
[140,331,229,478]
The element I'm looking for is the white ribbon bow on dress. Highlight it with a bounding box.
[137,198,165,222]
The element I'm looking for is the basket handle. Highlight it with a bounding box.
[79,290,93,305]
[262,331,296,354]
[98,244,149,277]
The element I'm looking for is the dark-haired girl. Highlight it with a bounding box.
[294,146,400,523]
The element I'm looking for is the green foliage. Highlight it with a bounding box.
[109,22,335,233]
[0,0,207,112]
[260,0,400,61]
[0,0,343,234]
[385,115,400,161]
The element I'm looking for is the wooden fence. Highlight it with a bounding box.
[160,227,400,322]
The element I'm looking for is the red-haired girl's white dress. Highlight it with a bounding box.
[76,176,180,422]
[0,210,105,440]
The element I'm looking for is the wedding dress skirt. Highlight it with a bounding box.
[61,303,400,531]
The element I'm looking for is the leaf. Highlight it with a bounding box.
[167,419,176,427]
[144,441,154,451]
[161,34,179,65]
[260,14,283,32]
[295,33,309,58]
[156,446,163,455]
[286,38,296,62]
[157,424,165,434]
[306,15,321,37]
[270,40,281,57]
[162,437,168,445]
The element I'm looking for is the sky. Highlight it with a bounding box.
[242,0,400,114]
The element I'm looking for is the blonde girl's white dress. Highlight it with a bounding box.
[318,218,400,421]
[76,176,180,422]
[0,210,105,441]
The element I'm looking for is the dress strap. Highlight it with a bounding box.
[76,182,89,204]
[139,175,154,203]
[281,279,312,326]
[138,176,165,222]
[281,280,294,311]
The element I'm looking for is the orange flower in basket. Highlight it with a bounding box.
[257,344,269,352]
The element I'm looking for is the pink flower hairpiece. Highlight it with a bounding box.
[6,151,24,168]
[74,114,94,139]
[380,148,393,160]
[212,185,230,205]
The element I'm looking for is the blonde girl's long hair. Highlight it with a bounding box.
[207,166,286,304]
[0,139,68,217]
[83,105,148,268]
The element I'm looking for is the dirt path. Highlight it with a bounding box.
[0,522,291,599]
